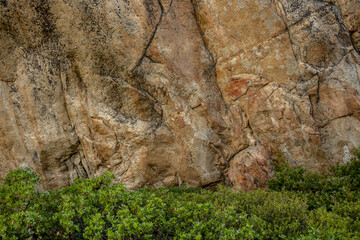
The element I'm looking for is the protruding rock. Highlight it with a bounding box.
[229,145,272,191]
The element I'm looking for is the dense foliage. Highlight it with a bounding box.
[1,150,360,239]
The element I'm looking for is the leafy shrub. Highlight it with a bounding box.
[331,147,360,190]
[1,149,360,239]
[268,149,360,211]
[267,148,360,239]
[0,168,44,239]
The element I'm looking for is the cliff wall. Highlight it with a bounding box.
[1,0,359,190]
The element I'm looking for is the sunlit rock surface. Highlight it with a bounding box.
[1,0,359,190]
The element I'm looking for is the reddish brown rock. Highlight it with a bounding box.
[229,145,272,191]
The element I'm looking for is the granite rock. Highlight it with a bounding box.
[0,0,359,190]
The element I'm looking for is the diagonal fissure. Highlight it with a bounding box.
[133,0,164,71]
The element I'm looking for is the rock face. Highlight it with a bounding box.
[0,0,359,190]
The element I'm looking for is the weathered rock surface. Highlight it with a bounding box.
[229,145,272,191]
[0,0,359,190]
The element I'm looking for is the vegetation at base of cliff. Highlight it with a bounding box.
[1,150,360,239]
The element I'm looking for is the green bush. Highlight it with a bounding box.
[268,150,360,211]
[1,149,360,239]
[267,148,360,239]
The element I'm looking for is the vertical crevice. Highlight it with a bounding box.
[133,0,164,71]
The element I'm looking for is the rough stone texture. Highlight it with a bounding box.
[0,0,359,190]
[229,145,272,191]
